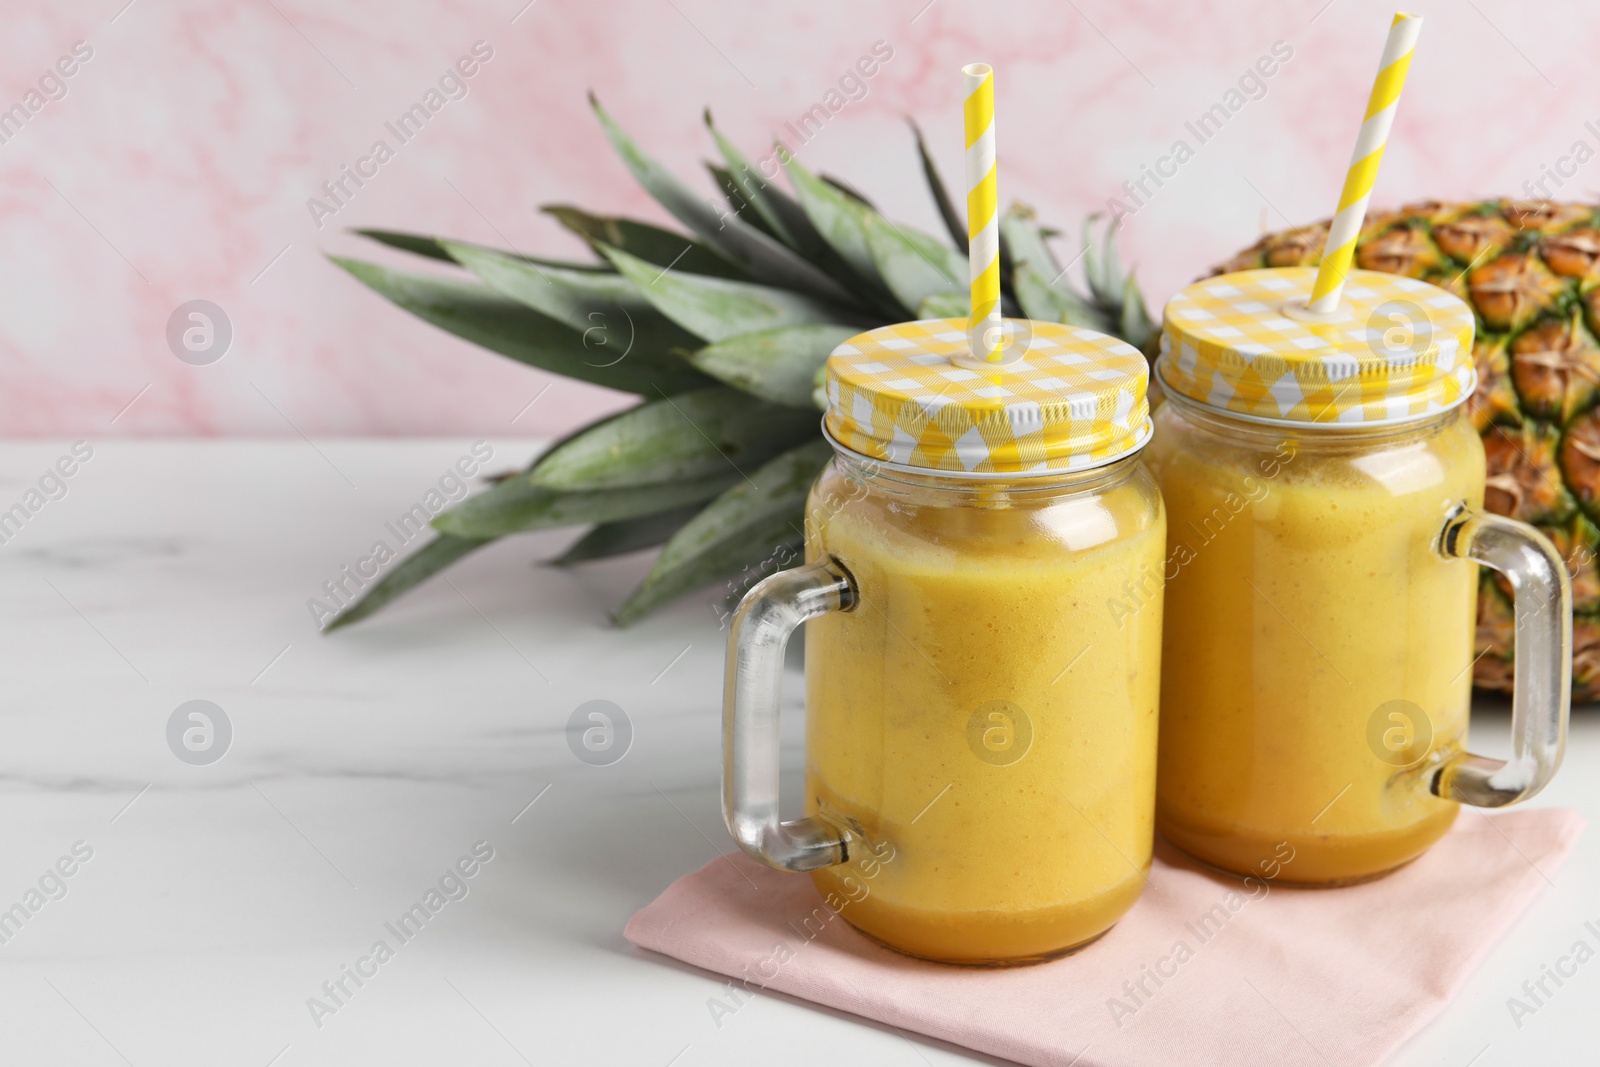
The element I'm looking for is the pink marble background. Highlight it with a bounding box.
[2,0,1592,437]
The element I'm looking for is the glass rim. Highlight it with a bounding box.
[1154,359,1477,432]
[818,419,1152,483]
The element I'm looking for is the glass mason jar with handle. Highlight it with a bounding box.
[1149,266,1572,886]
[723,318,1165,965]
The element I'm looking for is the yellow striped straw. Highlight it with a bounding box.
[1308,12,1423,314]
[962,63,1005,363]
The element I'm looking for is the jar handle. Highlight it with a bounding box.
[722,558,857,872]
[1433,505,1572,807]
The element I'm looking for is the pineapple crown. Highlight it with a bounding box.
[320,98,1151,629]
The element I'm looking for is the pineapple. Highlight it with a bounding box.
[1216,199,1600,702]
[324,100,1152,630]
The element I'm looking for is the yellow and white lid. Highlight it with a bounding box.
[1159,267,1477,425]
[823,317,1152,478]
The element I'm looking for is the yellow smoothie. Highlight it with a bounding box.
[1145,399,1484,884]
[803,459,1165,963]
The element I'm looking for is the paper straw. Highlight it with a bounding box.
[1308,12,1423,313]
[963,63,1003,362]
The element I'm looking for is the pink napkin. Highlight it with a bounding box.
[626,809,1584,1066]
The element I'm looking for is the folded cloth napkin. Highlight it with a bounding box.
[626,809,1584,1067]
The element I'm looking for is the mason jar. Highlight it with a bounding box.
[1148,266,1572,885]
[723,318,1165,964]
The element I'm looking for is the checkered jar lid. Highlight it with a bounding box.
[1159,267,1477,425]
[822,318,1152,478]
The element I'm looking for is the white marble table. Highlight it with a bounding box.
[0,439,1594,1066]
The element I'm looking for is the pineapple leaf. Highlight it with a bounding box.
[323,533,494,631]
[1081,214,1108,305]
[435,472,738,539]
[600,243,867,343]
[543,205,744,280]
[916,291,970,319]
[1014,262,1111,333]
[1005,206,1107,329]
[1095,217,1126,309]
[820,174,875,209]
[706,163,782,242]
[705,113,817,255]
[1118,270,1157,353]
[1050,279,1108,332]
[529,386,818,490]
[1000,204,1060,276]
[862,212,966,313]
[546,504,703,566]
[705,113,875,299]
[589,95,854,304]
[686,324,860,409]
[1012,261,1064,322]
[782,153,905,317]
[614,439,833,624]
[1081,213,1128,309]
[328,256,714,395]
[441,240,700,353]
[355,229,611,273]
[351,229,458,263]
[442,240,638,322]
[910,119,968,255]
